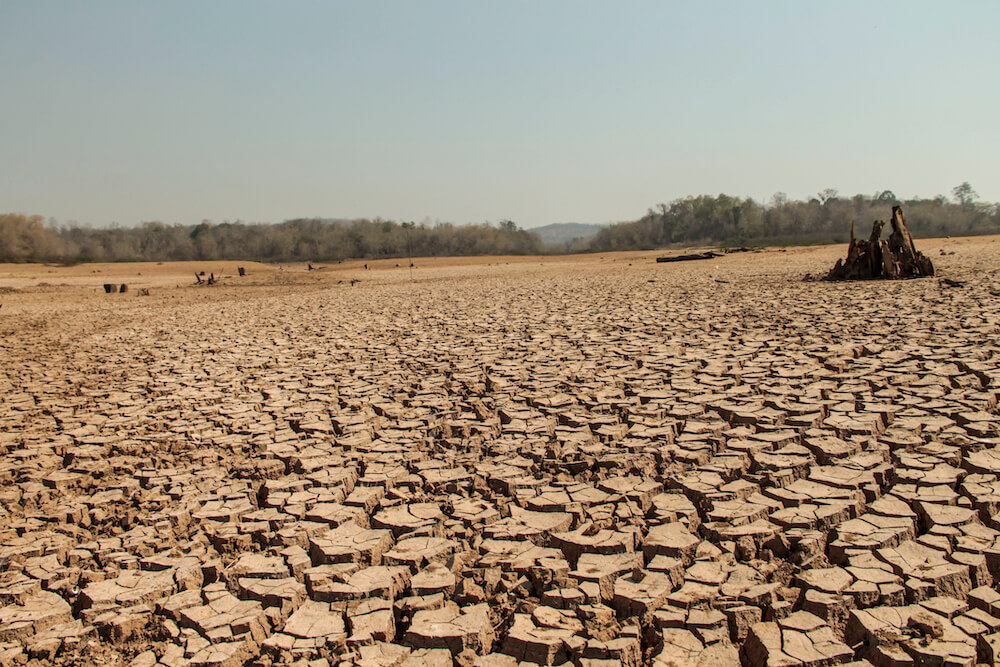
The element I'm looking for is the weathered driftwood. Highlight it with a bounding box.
[824,206,934,281]
[195,272,218,286]
[656,251,721,263]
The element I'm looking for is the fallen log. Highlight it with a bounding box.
[656,251,721,263]
[823,206,934,281]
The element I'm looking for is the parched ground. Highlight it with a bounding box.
[1,237,999,667]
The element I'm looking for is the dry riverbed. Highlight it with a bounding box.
[1,237,1000,666]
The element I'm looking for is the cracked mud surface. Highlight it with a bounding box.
[1,239,1000,666]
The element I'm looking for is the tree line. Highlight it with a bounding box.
[588,184,999,252]
[1,184,996,263]
[0,216,544,263]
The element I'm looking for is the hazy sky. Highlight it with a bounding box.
[1,1,997,228]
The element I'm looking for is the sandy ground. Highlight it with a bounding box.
[0,234,995,292]
[1,236,1000,666]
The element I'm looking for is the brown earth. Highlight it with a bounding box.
[1,237,999,666]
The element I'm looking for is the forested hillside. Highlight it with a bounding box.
[2,185,996,263]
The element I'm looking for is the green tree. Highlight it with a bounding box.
[818,189,839,204]
[874,190,898,204]
[952,182,978,211]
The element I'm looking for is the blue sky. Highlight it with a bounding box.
[1,1,997,228]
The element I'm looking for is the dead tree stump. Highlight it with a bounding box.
[238,266,246,276]
[824,206,934,281]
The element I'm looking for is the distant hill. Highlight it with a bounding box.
[528,222,606,247]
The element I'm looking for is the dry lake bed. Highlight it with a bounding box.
[1,237,999,667]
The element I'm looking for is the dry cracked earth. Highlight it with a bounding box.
[1,240,1000,667]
